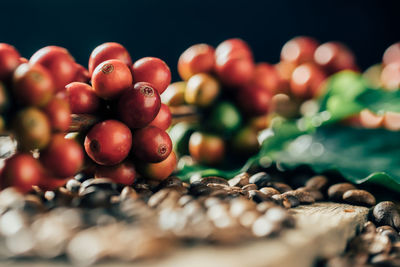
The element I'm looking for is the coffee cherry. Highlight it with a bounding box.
[359,109,383,129]
[216,57,255,87]
[383,111,400,131]
[161,81,186,106]
[149,103,172,130]
[136,151,177,181]
[95,161,136,185]
[13,107,51,151]
[381,62,400,91]
[41,134,84,178]
[30,46,77,92]
[314,42,358,74]
[132,57,171,94]
[178,44,215,80]
[215,38,253,61]
[281,36,319,65]
[209,101,242,135]
[89,42,132,75]
[132,126,172,163]
[250,63,282,94]
[236,85,272,116]
[185,73,220,107]
[1,153,43,193]
[383,42,400,66]
[290,63,327,99]
[43,96,71,132]
[0,43,21,80]
[66,82,100,114]
[74,63,90,83]
[92,59,133,99]
[118,82,161,129]
[189,131,225,165]
[84,120,132,166]
[12,63,55,107]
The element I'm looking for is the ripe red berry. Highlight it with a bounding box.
[178,44,215,80]
[84,120,132,166]
[89,42,132,75]
[30,46,77,92]
[95,161,136,185]
[149,103,172,130]
[250,63,282,94]
[132,57,171,94]
[136,151,177,181]
[41,134,84,178]
[0,43,21,80]
[118,82,161,129]
[215,38,253,61]
[74,63,90,83]
[43,96,71,132]
[383,42,400,66]
[189,132,225,165]
[314,42,358,74]
[66,82,100,114]
[131,126,172,163]
[290,63,327,99]
[12,63,55,107]
[92,59,133,99]
[216,57,255,87]
[1,153,43,193]
[236,85,272,116]
[281,36,319,65]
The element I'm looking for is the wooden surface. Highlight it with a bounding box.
[1,202,369,267]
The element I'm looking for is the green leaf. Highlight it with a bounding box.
[271,126,400,192]
[356,89,400,113]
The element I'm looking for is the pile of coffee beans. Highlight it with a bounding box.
[324,201,400,266]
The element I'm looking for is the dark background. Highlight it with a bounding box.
[1,0,399,80]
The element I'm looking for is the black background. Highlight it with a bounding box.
[1,0,399,80]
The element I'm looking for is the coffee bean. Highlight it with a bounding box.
[189,181,214,196]
[209,189,229,199]
[272,194,300,208]
[228,172,250,187]
[166,185,188,195]
[373,201,400,231]
[249,172,271,188]
[66,179,82,194]
[368,234,391,255]
[242,184,258,191]
[200,176,229,186]
[362,221,376,234]
[155,176,183,191]
[79,187,118,208]
[342,190,376,207]
[297,187,324,201]
[259,187,280,197]
[269,182,292,193]
[229,198,256,217]
[305,175,328,191]
[206,183,229,190]
[80,178,117,193]
[377,226,400,243]
[148,189,170,208]
[247,190,270,203]
[119,186,139,201]
[283,190,315,204]
[256,202,276,213]
[327,183,356,201]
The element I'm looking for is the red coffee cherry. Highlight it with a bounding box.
[215,38,253,61]
[178,44,215,80]
[66,82,100,114]
[84,120,132,166]
[12,63,55,107]
[132,57,171,94]
[43,96,71,132]
[314,42,358,74]
[30,46,77,92]
[216,57,255,87]
[381,62,400,91]
[95,161,136,185]
[0,43,21,80]
[74,63,90,83]
[290,63,327,99]
[118,82,161,129]
[41,134,84,178]
[189,132,225,165]
[149,103,172,130]
[136,151,177,181]
[281,36,319,65]
[250,63,282,94]
[383,42,400,66]
[1,153,43,193]
[92,59,133,99]
[88,42,132,75]
[236,85,272,116]
[131,126,172,163]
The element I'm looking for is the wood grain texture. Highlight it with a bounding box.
[0,202,369,267]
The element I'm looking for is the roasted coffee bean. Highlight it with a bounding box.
[242,184,258,192]
[342,189,376,207]
[74,173,92,183]
[368,234,391,255]
[283,190,315,204]
[200,176,229,186]
[249,172,271,188]
[136,188,153,201]
[166,185,188,195]
[189,181,214,196]
[327,183,356,201]
[148,189,171,208]
[272,194,300,208]
[206,183,229,190]
[230,198,256,217]
[259,187,280,197]
[178,195,193,206]
[256,202,276,213]
[297,187,324,201]
[377,226,400,242]
[373,201,400,230]
[362,221,376,234]
[247,190,270,203]
[209,189,229,199]
[80,178,117,193]
[66,179,82,194]
[119,186,139,201]
[228,172,250,187]
[23,194,44,215]
[269,182,292,193]
[79,187,117,208]
[305,175,328,191]
[155,176,182,190]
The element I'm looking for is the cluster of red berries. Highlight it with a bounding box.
[0,42,176,193]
